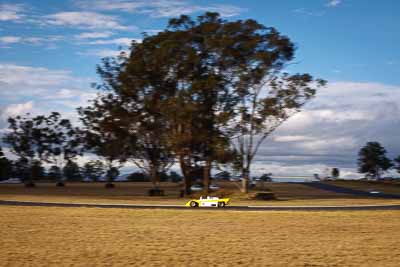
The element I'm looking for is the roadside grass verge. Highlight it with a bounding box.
[1,206,400,266]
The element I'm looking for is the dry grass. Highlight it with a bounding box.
[1,182,400,206]
[328,180,400,194]
[1,206,400,266]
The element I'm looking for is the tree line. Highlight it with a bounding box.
[0,147,182,186]
[0,12,326,194]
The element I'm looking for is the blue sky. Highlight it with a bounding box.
[1,0,400,178]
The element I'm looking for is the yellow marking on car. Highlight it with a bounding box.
[185,197,230,208]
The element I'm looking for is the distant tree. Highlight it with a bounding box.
[257,173,272,190]
[331,168,340,179]
[214,171,232,181]
[358,142,393,180]
[82,160,105,182]
[3,114,46,186]
[11,157,30,182]
[78,116,126,188]
[47,165,62,181]
[159,171,170,182]
[259,173,273,182]
[394,156,400,174]
[3,113,81,186]
[0,146,12,180]
[105,167,119,186]
[127,172,149,182]
[31,160,45,180]
[169,171,183,183]
[63,160,82,182]
[36,112,82,186]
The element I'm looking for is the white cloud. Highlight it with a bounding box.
[273,135,315,142]
[0,63,94,117]
[0,36,21,44]
[326,0,342,7]
[87,37,141,46]
[144,29,162,35]
[79,48,128,57]
[254,81,400,177]
[0,64,72,89]
[0,63,96,139]
[74,31,114,39]
[75,0,246,18]
[0,4,25,21]
[296,137,357,152]
[43,89,80,100]
[44,11,128,30]
[1,101,34,119]
[0,35,63,46]
[293,8,325,17]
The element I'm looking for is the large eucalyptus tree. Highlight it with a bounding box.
[128,13,325,193]
[82,12,325,194]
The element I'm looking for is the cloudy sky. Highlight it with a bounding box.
[0,0,399,178]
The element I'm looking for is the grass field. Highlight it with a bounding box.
[327,180,400,194]
[2,182,400,266]
[1,206,400,266]
[1,181,400,206]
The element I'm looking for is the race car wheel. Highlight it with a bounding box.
[218,202,226,208]
[190,201,199,208]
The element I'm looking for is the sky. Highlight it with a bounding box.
[0,0,399,178]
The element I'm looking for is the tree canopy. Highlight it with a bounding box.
[358,142,392,179]
[0,146,12,180]
[394,155,400,174]
[79,12,325,194]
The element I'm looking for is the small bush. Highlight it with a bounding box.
[24,181,36,188]
[105,183,115,188]
[148,188,164,196]
[250,192,276,200]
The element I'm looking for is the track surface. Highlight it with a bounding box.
[1,200,400,211]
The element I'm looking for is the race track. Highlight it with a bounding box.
[1,199,400,211]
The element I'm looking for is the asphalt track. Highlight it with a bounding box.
[1,199,400,211]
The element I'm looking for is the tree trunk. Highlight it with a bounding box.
[241,168,249,193]
[105,163,115,188]
[26,160,35,187]
[150,166,160,189]
[203,158,212,195]
[376,167,381,180]
[179,154,191,195]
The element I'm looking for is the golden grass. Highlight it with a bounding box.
[1,182,400,207]
[1,206,400,266]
